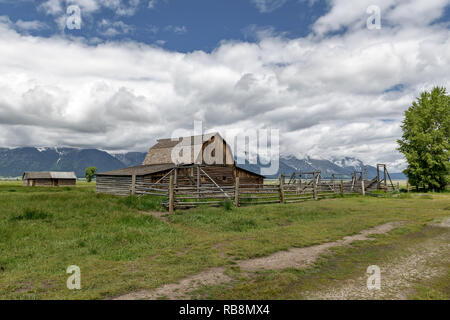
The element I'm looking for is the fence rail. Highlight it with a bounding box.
[132,172,388,212]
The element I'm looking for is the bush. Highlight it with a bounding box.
[221,199,234,211]
[10,208,53,221]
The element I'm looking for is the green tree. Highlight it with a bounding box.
[85,167,97,183]
[397,87,450,191]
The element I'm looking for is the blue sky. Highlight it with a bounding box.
[0,0,329,52]
[0,0,449,170]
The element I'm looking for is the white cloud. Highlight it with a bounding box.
[242,24,286,40]
[251,0,288,13]
[0,0,449,169]
[15,20,49,31]
[164,25,187,34]
[313,0,449,35]
[39,0,142,19]
[38,0,64,16]
[0,16,48,32]
[98,19,134,37]
[148,0,157,9]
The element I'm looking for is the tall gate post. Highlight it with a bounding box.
[279,175,285,204]
[361,179,365,196]
[234,176,240,207]
[340,180,344,196]
[377,165,380,190]
[169,172,175,213]
[313,170,318,200]
[196,165,200,200]
[297,173,302,194]
[131,174,136,195]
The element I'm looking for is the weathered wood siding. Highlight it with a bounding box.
[57,179,76,186]
[235,167,263,185]
[96,175,133,196]
[23,178,76,187]
[96,165,263,196]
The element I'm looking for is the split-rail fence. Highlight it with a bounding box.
[133,166,395,213]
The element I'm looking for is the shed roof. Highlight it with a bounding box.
[96,164,175,176]
[23,172,77,180]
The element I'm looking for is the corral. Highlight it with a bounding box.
[97,133,397,211]
[96,133,264,196]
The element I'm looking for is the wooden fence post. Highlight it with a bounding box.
[340,180,344,195]
[297,173,302,194]
[234,176,240,207]
[313,170,318,200]
[377,165,381,190]
[169,172,175,213]
[131,174,136,195]
[196,165,200,200]
[361,179,365,196]
[406,181,410,193]
[279,175,285,204]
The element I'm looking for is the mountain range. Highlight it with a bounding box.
[0,147,406,179]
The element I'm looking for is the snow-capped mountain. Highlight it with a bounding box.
[0,147,126,177]
[0,147,406,179]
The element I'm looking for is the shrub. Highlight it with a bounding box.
[10,208,53,221]
[221,199,234,211]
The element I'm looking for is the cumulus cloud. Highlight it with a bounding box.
[0,16,48,32]
[164,25,187,35]
[313,0,449,35]
[39,0,142,30]
[38,0,142,34]
[251,0,288,13]
[98,19,134,36]
[0,0,449,169]
[148,0,158,9]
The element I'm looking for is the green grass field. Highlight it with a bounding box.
[0,181,448,300]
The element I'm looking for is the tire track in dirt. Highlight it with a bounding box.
[306,221,450,300]
[114,221,402,300]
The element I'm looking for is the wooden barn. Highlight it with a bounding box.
[96,133,264,196]
[22,172,77,187]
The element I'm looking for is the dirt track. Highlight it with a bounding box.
[115,222,403,300]
[307,219,450,300]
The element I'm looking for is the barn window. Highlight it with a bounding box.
[222,176,227,181]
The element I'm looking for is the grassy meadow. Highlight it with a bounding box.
[0,181,448,299]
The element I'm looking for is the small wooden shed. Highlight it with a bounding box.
[22,172,77,187]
